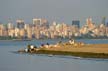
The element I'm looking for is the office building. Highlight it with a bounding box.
[86,18,92,27]
[102,17,106,25]
[8,23,13,29]
[72,20,80,28]
[86,17,95,30]
[0,24,4,36]
[106,22,108,27]
[41,19,49,28]
[27,25,32,39]
[16,19,25,29]
[19,29,25,38]
[33,18,41,26]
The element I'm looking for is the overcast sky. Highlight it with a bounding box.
[0,0,108,26]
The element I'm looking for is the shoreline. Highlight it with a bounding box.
[1,38,108,41]
[18,44,108,59]
[34,50,108,59]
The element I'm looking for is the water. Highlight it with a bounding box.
[0,39,108,71]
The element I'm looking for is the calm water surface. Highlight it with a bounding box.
[0,39,108,71]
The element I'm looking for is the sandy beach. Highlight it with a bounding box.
[43,44,108,54]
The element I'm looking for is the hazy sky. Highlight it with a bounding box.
[0,0,108,26]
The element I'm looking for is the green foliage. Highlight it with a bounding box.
[0,36,18,40]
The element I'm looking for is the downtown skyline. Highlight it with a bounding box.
[0,17,108,39]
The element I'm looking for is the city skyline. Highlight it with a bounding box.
[0,18,108,39]
[0,0,108,26]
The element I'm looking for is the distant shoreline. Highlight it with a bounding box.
[0,39,32,41]
[0,38,108,41]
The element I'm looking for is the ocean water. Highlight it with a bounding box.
[0,39,108,71]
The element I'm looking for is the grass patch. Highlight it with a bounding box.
[34,50,108,59]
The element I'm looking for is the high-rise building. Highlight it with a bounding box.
[8,29,15,37]
[33,18,41,26]
[2,25,8,36]
[16,19,25,29]
[34,26,40,39]
[86,17,92,27]
[14,28,20,37]
[86,17,95,30]
[41,19,49,28]
[8,22,13,29]
[102,17,106,25]
[72,20,80,28]
[27,25,32,39]
[0,24,4,36]
[106,22,108,27]
[19,29,25,38]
